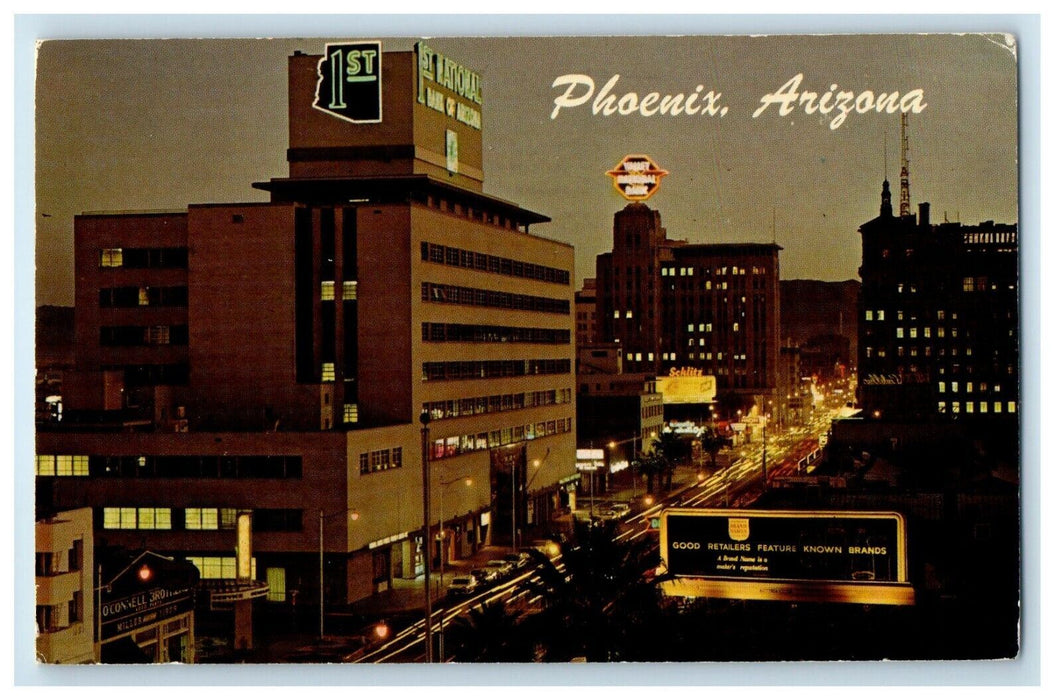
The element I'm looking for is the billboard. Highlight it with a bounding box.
[657,374,717,405]
[660,508,914,605]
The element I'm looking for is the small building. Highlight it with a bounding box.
[97,551,199,663]
[35,507,94,664]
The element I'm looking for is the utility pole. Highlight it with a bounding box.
[761,417,768,492]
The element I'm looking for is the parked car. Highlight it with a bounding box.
[470,567,497,585]
[502,552,531,570]
[609,502,631,517]
[447,575,479,597]
[485,559,515,577]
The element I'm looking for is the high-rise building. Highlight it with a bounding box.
[857,182,1018,423]
[595,201,781,412]
[37,43,576,608]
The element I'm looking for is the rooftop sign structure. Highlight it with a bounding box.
[607,154,668,201]
[313,41,383,124]
[660,508,915,605]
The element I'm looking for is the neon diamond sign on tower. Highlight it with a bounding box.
[606,154,669,201]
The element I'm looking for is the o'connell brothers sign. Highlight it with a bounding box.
[660,509,914,605]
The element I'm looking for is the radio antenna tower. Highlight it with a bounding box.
[899,113,911,217]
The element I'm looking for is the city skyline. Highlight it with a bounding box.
[35,34,1018,307]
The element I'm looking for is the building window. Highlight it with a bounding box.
[103,507,172,530]
[360,447,402,475]
[321,363,336,382]
[342,281,357,300]
[100,248,124,267]
[185,508,219,530]
[36,455,89,476]
[343,404,359,423]
[321,281,335,301]
[187,556,256,580]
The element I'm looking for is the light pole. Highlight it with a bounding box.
[761,415,768,492]
[510,460,518,553]
[319,507,359,640]
[419,410,433,664]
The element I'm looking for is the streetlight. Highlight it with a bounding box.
[319,507,360,640]
[419,410,433,664]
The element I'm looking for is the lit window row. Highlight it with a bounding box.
[420,242,570,285]
[625,352,655,362]
[686,323,714,332]
[38,454,303,479]
[938,381,1006,394]
[937,401,1017,414]
[422,389,571,421]
[421,282,569,314]
[36,455,89,477]
[102,507,301,531]
[320,281,358,301]
[431,417,572,460]
[422,358,570,381]
[359,447,403,475]
[98,247,188,269]
[186,556,257,580]
[99,286,188,308]
[421,322,570,345]
[103,507,172,530]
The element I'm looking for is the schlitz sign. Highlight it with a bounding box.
[660,508,914,605]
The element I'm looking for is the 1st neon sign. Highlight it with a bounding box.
[314,41,383,124]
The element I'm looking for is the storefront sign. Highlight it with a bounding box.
[415,42,483,130]
[660,508,913,605]
[99,552,198,642]
[314,41,383,124]
[576,448,604,470]
[607,154,668,201]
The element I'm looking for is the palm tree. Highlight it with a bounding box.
[446,600,535,662]
[651,431,686,491]
[522,519,665,661]
[632,452,661,494]
[700,429,729,472]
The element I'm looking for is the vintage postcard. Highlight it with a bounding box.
[32,31,1022,671]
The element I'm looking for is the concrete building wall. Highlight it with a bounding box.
[35,508,95,664]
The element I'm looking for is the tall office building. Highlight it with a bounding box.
[595,201,781,411]
[37,43,576,608]
[857,181,1018,423]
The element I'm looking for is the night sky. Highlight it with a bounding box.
[34,33,1018,306]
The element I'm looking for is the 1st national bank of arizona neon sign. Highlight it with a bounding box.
[314,41,383,124]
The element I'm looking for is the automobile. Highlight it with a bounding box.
[608,502,631,517]
[595,507,620,521]
[470,567,498,585]
[502,552,531,569]
[447,575,479,597]
[485,559,515,577]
